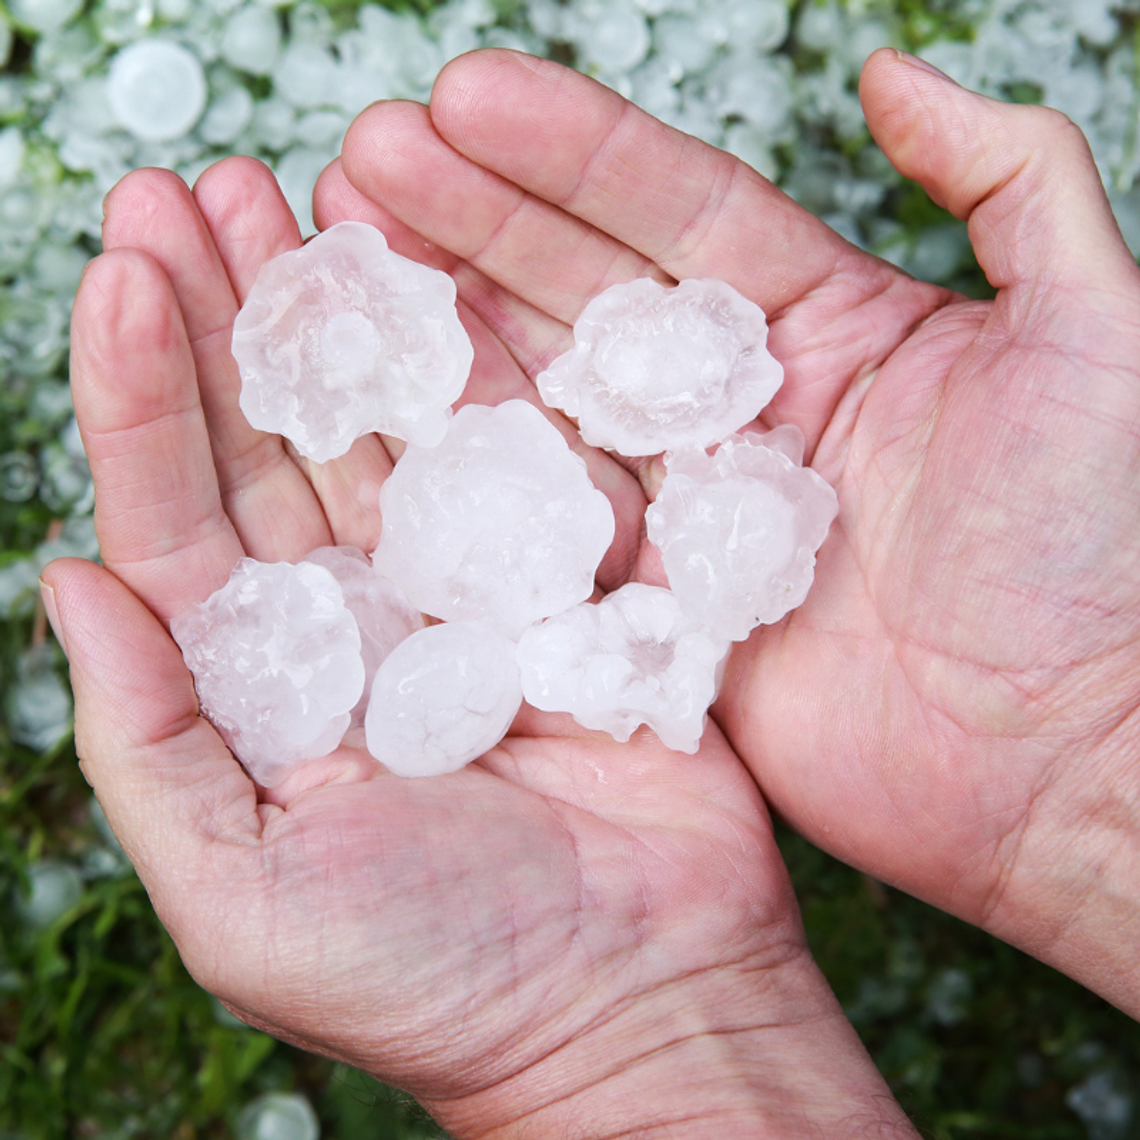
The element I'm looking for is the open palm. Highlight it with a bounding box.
[322,48,1140,1011]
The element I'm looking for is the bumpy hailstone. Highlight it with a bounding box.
[373,400,616,640]
[645,430,839,641]
[232,221,473,462]
[364,622,522,777]
[300,546,424,729]
[107,40,208,142]
[516,583,731,754]
[171,559,365,786]
[536,277,783,456]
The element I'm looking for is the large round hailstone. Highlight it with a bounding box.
[536,277,783,457]
[171,559,365,787]
[8,0,84,34]
[231,221,473,462]
[373,400,616,640]
[645,431,839,640]
[300,545,424,729]
[364,622,522,777]
[516,583,731,754]
[107,40,207,143]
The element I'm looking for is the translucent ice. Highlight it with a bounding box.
[300,545,424,727]
[171,559,365,786]
[373,400,616,640]
[645,431,839,640]
[364,622,522,777]
[516,583,731,754]
[107,40,207,143]
[536,278,783,456]
[232,221,473,462]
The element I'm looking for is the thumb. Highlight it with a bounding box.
[859,47,1140,294]
[38,557,260,910]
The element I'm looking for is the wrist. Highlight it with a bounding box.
[417,950,917,1139]
[980,730,1140,1018]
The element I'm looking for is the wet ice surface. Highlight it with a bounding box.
[516,583,731,754]
[536,277,783,456]
[232,221,473,462]
[373,399,616,640]
[645,431,839,641]
[300,546,424,729]
[171,558,365,786]
[365,622,522,778]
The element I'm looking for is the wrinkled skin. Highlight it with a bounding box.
[44,47,1140,1136]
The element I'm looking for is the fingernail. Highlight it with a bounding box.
[38,578,68,657]
[895,50,954,83]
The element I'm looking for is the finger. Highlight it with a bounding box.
[39,557,260,919]
[102,166,331,562]
[320,150,575,378]
[423,50,949,453]
[860,48,1140,294]
[70,249,243,620]
[341,99,666,328]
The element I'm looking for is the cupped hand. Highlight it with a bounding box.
[43,103,913,1138]
[327,47,1140,1016]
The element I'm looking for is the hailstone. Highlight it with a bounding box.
[365,622,522,777]
[171,558,365,786]
[516,583,731,753]
[232,220,473,462]
[535,277,783,456]
[645,430,839,640]
[373,400,616,640]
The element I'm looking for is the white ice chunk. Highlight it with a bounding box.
[221,4,281,75]
[536,277,783,457]
[107,40,207,142]
[373,400,616,639]
[300,545,424,728]
[8,0,84,34]
[645,431,838,640]
[232,221,473,461]
[516,583,730,753]
[171,558,365,786]
[364,622,522,777]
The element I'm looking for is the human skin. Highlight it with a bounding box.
[330,46,1140,1017]
[40,45,1140,1135]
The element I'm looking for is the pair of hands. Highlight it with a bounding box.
[44,47,1140,1136]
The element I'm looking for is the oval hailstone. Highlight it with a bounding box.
[364,622,522,777]
[171,559,365,786]
[232,221,473,462]
[373,400,616,640]
[107,40,207,142]
[645,431,839,640]
[536,277,783,456]
[516,583,731,754]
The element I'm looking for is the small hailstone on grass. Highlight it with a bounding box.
[645,430,838,641]
[171,558,365,786]
[299,545,424,729]
[364,622,522,777]
[106,39,207,142]
[536,277,783,456]
[231,221,473,461]
[373,400,616,640]
[516,583,731,754]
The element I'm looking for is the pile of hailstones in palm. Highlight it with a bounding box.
[172,221,838,782]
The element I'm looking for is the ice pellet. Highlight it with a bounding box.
[516,583,731,754]
[373,400,616,640]
[107,40,207,142]
[364,622,522,777]
[300,545,424,728]
[645,431,838,640]
[232,221,473,462]
[536,277,783,456]
[171,559,365,786]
